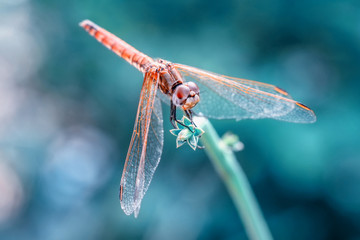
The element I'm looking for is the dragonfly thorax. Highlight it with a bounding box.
[156,59,200,110]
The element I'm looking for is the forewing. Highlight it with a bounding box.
[174,63,316,123]
[120,72,164,217]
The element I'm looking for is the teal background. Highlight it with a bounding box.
[0,0,359,239]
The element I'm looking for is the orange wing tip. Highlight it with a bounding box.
[274,86,289,96]
[296,102,312,111]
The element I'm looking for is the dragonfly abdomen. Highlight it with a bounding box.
[80,20,153,72]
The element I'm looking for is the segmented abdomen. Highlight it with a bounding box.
[80,20,153,72]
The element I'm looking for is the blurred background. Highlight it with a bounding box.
[0,0,359,239]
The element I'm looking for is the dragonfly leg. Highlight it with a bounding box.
[170,101,194,132]
[185,110,193,120]
[185,110,199,127]
[170,101,177,128]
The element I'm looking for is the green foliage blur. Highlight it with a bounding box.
[0,0,359,239]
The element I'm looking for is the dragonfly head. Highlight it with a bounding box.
[172,82,200,110]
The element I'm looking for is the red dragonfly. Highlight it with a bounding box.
[80,20,316,217]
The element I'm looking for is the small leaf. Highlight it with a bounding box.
[170,129,182,136]
[176,139,186,148]
[188,135,199,150]
[175,121,186,130]
[182,116,192,126]
[189,125,195,133]
[177,129,193,141]
[187,139,197,150]
[194,127,205,137]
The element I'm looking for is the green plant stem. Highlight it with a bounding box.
[194,117,273,240]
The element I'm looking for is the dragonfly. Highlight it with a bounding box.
[80,20,316,217]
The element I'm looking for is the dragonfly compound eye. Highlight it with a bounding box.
[173,85,190,106]
[181,83,200,110]
[185,82,200,94]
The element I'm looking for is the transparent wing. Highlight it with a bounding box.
[174,63,316,123]
[120,72,164,217]
[157,90,171,106]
